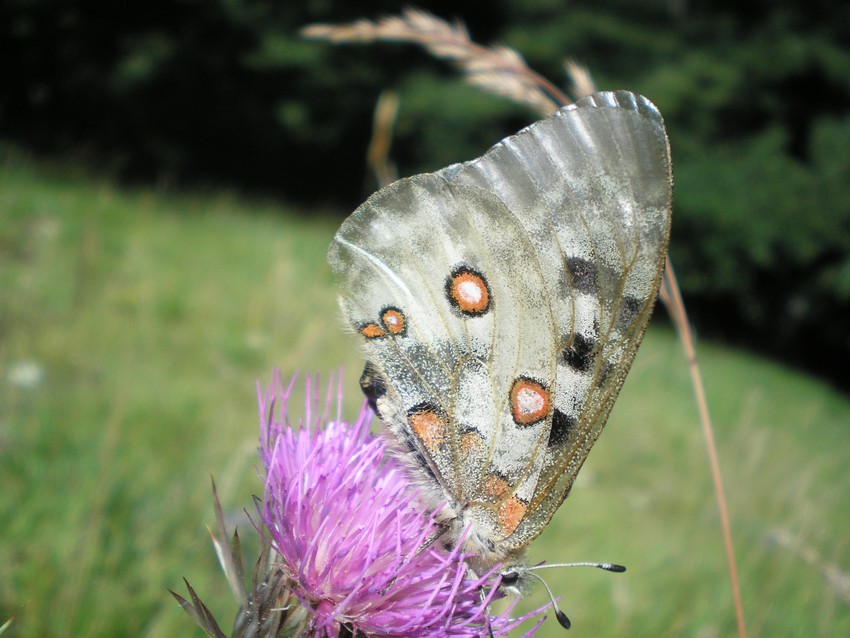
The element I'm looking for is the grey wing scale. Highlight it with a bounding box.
[449,91,672,547]
[328,90,672,546]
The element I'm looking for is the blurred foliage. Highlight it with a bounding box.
[1,158,849,636]
[1,0,849,384]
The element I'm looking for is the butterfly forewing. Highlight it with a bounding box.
[328,91,671,557]
[446,92,672,548]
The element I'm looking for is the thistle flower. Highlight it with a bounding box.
[174,370,549,637]
[258,370,548,637]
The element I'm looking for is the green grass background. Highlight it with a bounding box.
[1,154,848,637]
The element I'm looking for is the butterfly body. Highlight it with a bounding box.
[329,91,672,588]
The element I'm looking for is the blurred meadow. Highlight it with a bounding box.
[2,153,849,637]
[2,1,850,637]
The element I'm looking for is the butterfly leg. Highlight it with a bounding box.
[478,583,496,638]
[414,522,451,556]
[376,524,452,596]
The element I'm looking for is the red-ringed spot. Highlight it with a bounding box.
[359,322,386,339]
[407,405,447,453]
[498,496,527,535]
[446,266,491,316]
[483,474,510,499]
[381,306,406,335]
[509,377,550,426]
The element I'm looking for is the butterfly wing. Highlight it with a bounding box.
[328,91,672,551]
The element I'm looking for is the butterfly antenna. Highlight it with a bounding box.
[527,561,626,573]
[523,570,572,630]
[522,562,626,630]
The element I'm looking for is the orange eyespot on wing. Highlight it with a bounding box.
[484,474,510,499]
[446,267,491,315]
[381,307,406,335]
[509,377,550,426]
[359,322,387,339]
[407,404,448,454]
[498,496,528,535]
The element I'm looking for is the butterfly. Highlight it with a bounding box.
[328,91,672,605]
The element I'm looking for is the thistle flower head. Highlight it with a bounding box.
[258,370,548,637]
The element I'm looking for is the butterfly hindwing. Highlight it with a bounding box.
[328,91,672,557]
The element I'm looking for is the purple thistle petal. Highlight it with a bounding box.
[257,370,549,637]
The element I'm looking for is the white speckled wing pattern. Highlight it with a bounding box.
[328,91,672,571]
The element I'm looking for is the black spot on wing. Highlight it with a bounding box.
[563,333,596,373]
[616,295,643,332]
[549,409,576,448]
[566,257,599,295]
[406,401,445,419]
[359,361,387,416]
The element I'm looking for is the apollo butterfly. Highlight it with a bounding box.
[329,90,672,622]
